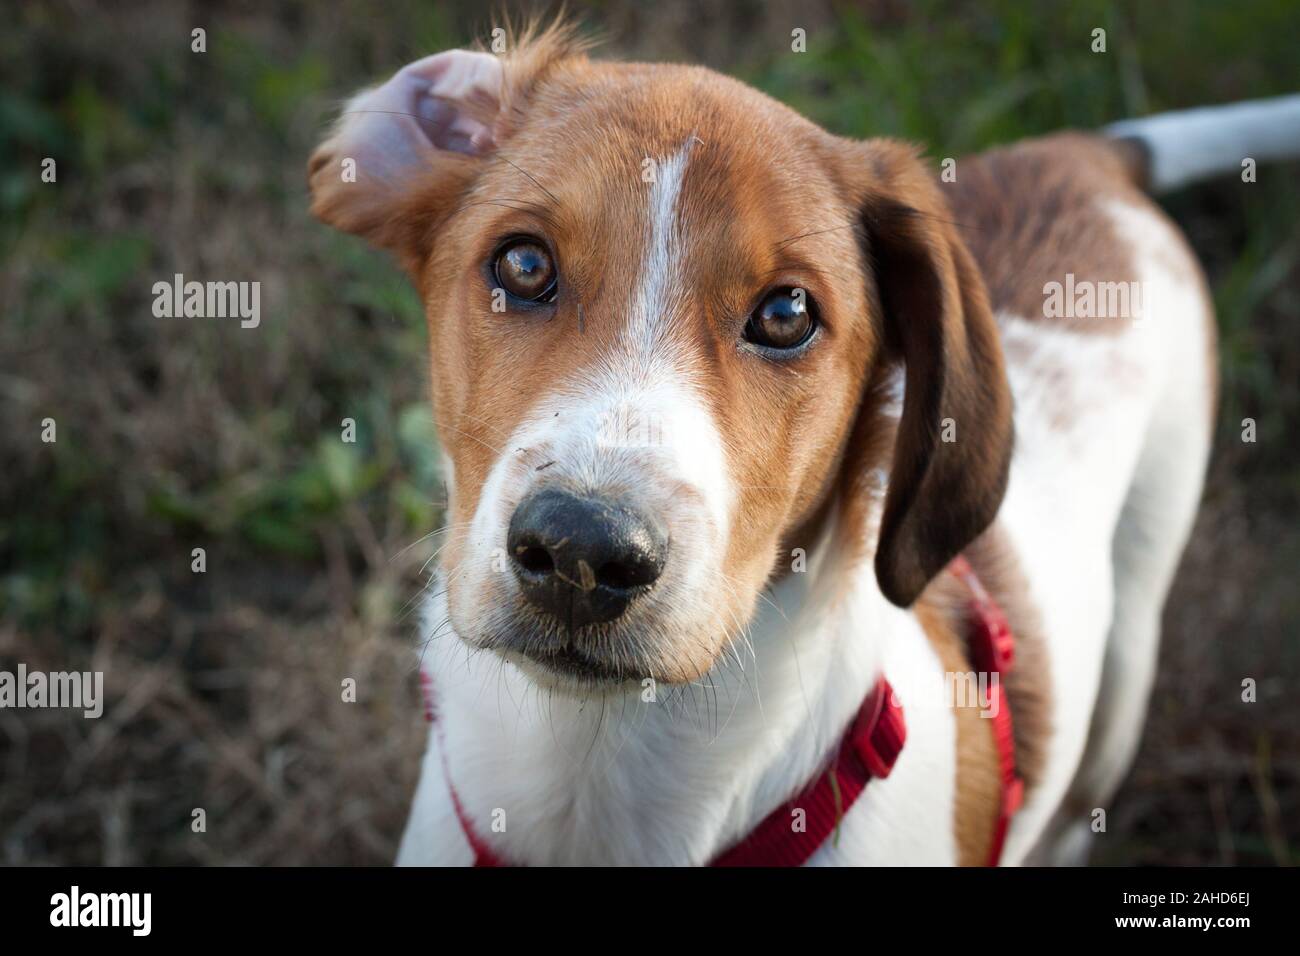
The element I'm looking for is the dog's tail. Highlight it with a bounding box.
[1104,94,1300,194]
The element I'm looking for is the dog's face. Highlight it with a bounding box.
[309,29,1012,690]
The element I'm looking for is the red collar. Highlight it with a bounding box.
[709,675,905,866]
[425,555,1020,867]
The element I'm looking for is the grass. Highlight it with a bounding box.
[1,0,1297,865]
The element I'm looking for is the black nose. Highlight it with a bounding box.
[507,489,667,628]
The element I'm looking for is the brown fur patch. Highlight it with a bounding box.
[961,524,1052,793]
[945,132,1148,332]
[916,521,1053,864]
[914,597,1001,866]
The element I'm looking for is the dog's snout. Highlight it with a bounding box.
[507,489,667,627]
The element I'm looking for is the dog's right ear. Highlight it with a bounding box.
[307,50,503,272]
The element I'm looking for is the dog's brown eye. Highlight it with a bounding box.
[744,287,815,351]
[493,238,557,303]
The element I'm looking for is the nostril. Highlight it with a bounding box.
[596,559,656,591]
[515,544,554,576]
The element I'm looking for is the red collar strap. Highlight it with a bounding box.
[710,675,905,866]
[424,555,1019,867]
[435,677,904,868]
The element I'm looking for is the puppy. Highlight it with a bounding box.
[308,23,1297,865]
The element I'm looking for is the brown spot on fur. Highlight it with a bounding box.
[946,133,1148,332]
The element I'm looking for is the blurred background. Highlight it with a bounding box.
[1,0,1296,865]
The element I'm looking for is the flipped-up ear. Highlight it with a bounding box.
[308,50,504,269]
[309,26,590,270]
[856,141,1014,607]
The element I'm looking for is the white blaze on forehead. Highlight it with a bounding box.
[606,140,734,530]
[574,138,732,530]
[625,143,694,353]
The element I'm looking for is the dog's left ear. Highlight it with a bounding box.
[847,140,1014,607]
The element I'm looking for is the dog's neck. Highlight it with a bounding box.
[420,504,932,866]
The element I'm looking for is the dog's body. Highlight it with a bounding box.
[307,27,1296,865]
[394,135,1213,867]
